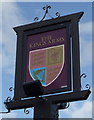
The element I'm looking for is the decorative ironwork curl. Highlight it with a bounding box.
[80,73,87,89]
[43,5,51,10]
[9,87,14,92]
[5,87,14,103]
[65,102,70,109]
[34,5,60,22]
[34,17,39,22]
[5,96,12,102]
[80,73,87,79]
[56,12,60,18]
[24,108,30,114]
[86,84,91,90]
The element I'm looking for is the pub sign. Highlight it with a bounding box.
[13,12,83,99]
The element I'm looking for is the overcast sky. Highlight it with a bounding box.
[0,1,93,119]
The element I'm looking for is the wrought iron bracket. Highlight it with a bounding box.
[3,87,14,114]
[0,87,14,114]
[34,5,60,22]
[5,87,14,102]
[80,73,91,90]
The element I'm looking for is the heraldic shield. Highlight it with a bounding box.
[29,45,64,86]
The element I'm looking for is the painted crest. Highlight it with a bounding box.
[29,45,64,86]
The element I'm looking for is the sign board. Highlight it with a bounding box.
[25,27,71,95]
[13,12,84,100]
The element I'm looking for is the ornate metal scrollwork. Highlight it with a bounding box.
[34,17,39,22]
[24,108,30,114]
[80,73,91,90]
[34,5,60,22]
[86,84,91,90]
[80,73,87,79]
[9,87,14,92]
[5,87,14,102]
[65,102,70,109]
[55,12,60,18]
[80,73,87,89]
[0,87,14,114]
[5,96,12,102]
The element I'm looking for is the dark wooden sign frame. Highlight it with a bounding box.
[13,12,84,100]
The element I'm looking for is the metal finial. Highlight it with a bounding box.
[34,5,60,22]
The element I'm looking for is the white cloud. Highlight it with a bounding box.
[71,101,92,118]
[0,111,17,119]
[79,22,92,67]
[59,100,92,118]
[80,37,92,67]
[80,22,92,35]
[1,2,27,75]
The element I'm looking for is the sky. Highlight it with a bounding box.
[0,1,93,119]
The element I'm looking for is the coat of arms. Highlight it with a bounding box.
[29,45,64,86]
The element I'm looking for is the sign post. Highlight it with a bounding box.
[4,6,91,119]
[34,101,58,119]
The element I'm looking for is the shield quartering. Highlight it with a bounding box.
[29,45,64,86]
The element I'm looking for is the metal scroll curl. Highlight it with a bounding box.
[80,73,87,89]
[55,12,60,18]
[5,96,12,102]
[34,5,60,22]
[65,102,70,109]
[80,73,87,79]
[9,87,14,92]
[85,84,91,90]
[24,108,30,114]
[34,17,39,22]
[6,87,14,102]
[80,73,91,90]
